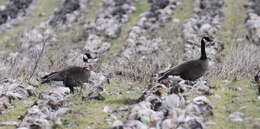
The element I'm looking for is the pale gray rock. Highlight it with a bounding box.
[22,100,33,105]
[55,108,71,116]
[161,119,178,129]
[104,106,112,113]
[0,121,19,127]
[162,94,183,109]
[112,120,123,128]
[212,94,221,99]
[245,12,260,45]
[124,120,149,129]
[84,34,111,54]
[229,112,244,122]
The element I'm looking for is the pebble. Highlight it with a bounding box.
[0,121,19,127]
[229,112,244,122]
[239,106,248,110]
[104,106,112,113]
[22,100,33,105]
[213,94,221,99]
[112,120,123,127]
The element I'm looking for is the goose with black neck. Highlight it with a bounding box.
[41,53,93,93]
[158,36,214,82]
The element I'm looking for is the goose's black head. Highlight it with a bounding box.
[83,53,92,62]
[83,53,93,68]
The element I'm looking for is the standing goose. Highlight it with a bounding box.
[158,36,213,82]
[41,53,93,93]
[255,71,260,95]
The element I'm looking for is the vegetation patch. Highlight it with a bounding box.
[0,0,5,5]
[0,97,37,129]
[108,0,150,55]
[0,0,60,54]
[209,79,260,129]
[60,79,145,129]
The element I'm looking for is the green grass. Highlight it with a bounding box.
[46,0,103,65]
[0,82,52,129]
[0,0,258,129]
[85,0,102,21]
[208,0,260,128]
[0,0,5,5]
[209,79,260,129]
[0,0,60,54]
[216,0,247,52]
[157,0,193,41]
[0,97,37,129]
[59,79,145,129]
[154,0,194,60]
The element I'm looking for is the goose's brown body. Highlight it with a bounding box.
[159,60,208,81]
[41,66,90,93]
[158,36,212,82]
[41,53,92,93]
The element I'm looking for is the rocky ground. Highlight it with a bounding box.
[0,0,260,129]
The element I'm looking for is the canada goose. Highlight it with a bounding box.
[41,53,93,93]
[255,71,260,95]
[158,36,213,82]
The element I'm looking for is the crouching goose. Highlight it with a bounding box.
[158,36,214,82]
[41,53,93,93]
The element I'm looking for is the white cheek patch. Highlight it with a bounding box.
[83,55,88,59]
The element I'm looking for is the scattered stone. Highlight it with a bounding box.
[239,106,248,110]
[104,106,112,113]
[0,121,19,127]
[84,34,111,54]
[0,0,33,25]
[112,107,129,113]
[0,79,39,114]
[85,91,105,101]
[116,74,214,128]
[49,0,81,27]
[0,95,12,111]
[245,117,260,129]
[112,120,123,128]
[229,112,244,122]
[162,94,183,109]
[212,94,221,99]
[95,0,136,39]
[22,100,33,105]
[244,0,260,45]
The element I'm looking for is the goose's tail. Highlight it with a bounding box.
[41,72,63,84]
[158,68,178,82]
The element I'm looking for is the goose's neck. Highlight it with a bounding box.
[200,39,207,60]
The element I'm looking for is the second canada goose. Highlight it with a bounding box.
[41,53,93,93]
[255,71,260,95]
[158,36,213,82]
